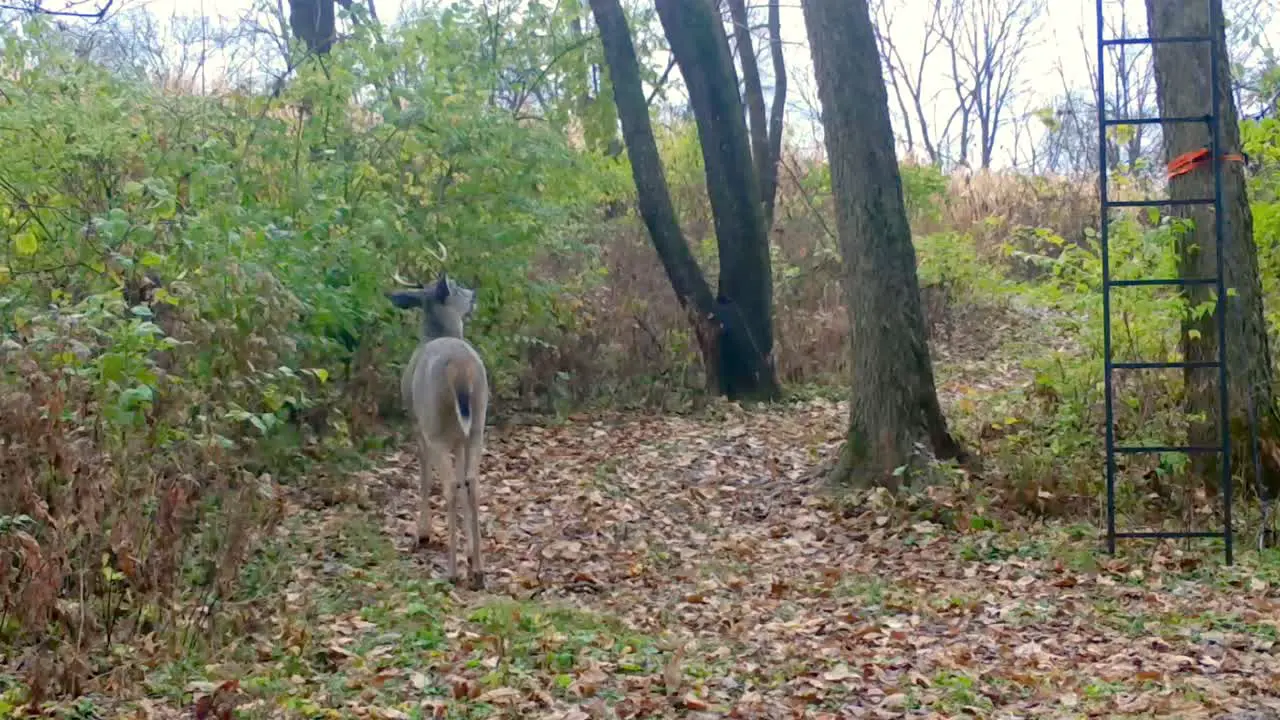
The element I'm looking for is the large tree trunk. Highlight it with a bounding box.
[289,0,337,55]
[289,0,378,55]
[1145,0,1279,500]
[656,0,781,402]
[588,0,722,387]
[801,0,966,486]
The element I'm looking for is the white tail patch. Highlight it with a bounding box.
[455,393,473,437]
[448,358,476,438]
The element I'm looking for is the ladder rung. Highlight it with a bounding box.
[1103,116,1210,127]
[1114,531,1225,540]
[1114,445,1223,454]
[1107,278,1217,287]
[1101,36,1213,46]
[1105,198,1216,208]
[1111,360,1219,370]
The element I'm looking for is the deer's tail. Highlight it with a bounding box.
[445,357,477,437]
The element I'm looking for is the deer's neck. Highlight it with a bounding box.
[423,315,464,342]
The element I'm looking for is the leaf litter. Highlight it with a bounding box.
[129,398,1280,719]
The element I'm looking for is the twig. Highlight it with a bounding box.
[779,155,837,245]
[645,57,678,108]
[511,32,601,117]
[239,44,322,156]
[8,261,98,277]
[0,0,113,21]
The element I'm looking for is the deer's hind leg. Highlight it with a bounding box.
[437,443,460,583]
[460,433,484,590]
[415,430,435,546]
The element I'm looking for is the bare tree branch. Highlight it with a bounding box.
[645,55,677,107]
[0,0,113,21]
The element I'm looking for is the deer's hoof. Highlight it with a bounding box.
[414,520,434,548]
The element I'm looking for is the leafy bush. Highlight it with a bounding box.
[1243,115,1280,347]
[966,211,1198,515]
[0,9,619,689]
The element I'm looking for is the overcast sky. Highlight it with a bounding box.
[127,0,1280,168]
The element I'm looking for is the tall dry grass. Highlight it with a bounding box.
[496,163,1103,407]
[935,171,1099,255]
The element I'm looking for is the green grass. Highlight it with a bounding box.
[928,671,994,714]
[121,510,671,719]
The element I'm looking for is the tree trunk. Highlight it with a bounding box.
[800,0,966,486]
[1144,0,1278,499]
[588,0,723,388]
[726,0,773,228]
[289,0,337,55]
[656,0,781,402]
[765,0,786,226]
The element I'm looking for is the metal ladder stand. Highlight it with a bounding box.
[1096,0,1234,564]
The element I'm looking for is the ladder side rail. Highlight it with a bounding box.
[1096,0,1119,556]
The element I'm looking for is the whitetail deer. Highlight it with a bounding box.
[387,272,489,590]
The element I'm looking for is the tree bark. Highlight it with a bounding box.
[656,0,780,402]
[801,0,966,486]
[765,0,786,225]
[726,0,773,227]
[289,0,337,55]
[1144,0,1278,499]
[588,0,722,387]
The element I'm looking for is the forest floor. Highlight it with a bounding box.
[126,395,1280,720]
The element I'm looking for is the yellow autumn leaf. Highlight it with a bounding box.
[13,229,37,256]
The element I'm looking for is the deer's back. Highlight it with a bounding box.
[403,336,488,441]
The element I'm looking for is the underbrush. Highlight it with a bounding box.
[941,202,1280,540]
[0,13,623,696]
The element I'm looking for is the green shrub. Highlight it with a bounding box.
[0,9,620,690]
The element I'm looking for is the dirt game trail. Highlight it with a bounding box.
[307,400,1280,719]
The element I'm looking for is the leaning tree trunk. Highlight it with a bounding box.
[588,0,723,387]
[1145,0,1279,500]
[656,0,781,402]
[800,0,966,486]
[726,0,773,227]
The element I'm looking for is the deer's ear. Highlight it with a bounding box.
[433,273,451,302]
[387,290,426,309]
